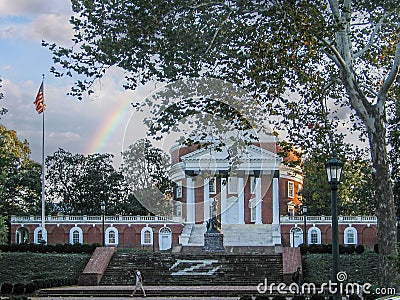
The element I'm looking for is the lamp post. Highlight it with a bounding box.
[303,205,308,245]
[151,226,156,252]
[397,215,400,243]
[325,154,344,300]
[101,201,105,247]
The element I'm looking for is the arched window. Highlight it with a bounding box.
[159,226,172,251]
[105,227,119,246]
[34,227,47,244]
[308,227,322,244]
[141,227,153,245]
[69,226,83,244]
[16,227,29,244]
[289,226,303,247]
[344,227,358,245]
[249,198,257,222]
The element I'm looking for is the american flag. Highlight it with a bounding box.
[34,82,45,114]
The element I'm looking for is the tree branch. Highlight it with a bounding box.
[377,41,400,111]
[319,37,347,70]
[205,10,233,54]
[354,14,386,59]
[328,0,340,21]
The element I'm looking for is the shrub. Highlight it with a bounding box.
[46,244,55,253]
[355,245,365,254]
[25,281,37,294]
[1,282,13,294]
[293,295,306,300]
[54,243,64,253]
[63,243,73,253]
[32,279,46,289]
[239,295,253,300]
[9,244,19,252]
[299,243,308,254]
[272,295,286,300]
[0,244,10,252]
[308,244,320,254]
[12,283,25,295]
[373,243,379,254]
[255,295,269,300]
[322,244,332,254]
[310,295,325,300]
[339,244,346,254]
[348,294,361,300]
[27,243,39,252]
[345,245,355,254]
[17,243,29,252]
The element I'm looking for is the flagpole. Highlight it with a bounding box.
[40,74,46,242]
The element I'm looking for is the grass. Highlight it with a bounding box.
[303,252,379,285]
[0,252,91,284]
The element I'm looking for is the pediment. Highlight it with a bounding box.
[181,144,281,162]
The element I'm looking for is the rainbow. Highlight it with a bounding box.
[85,99,131,154]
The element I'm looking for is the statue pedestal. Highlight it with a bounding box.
[202,232,225,253]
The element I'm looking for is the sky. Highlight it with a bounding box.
[0,0,176,166]
[0,0,363,168]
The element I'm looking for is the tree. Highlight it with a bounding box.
[0,78,7,118]
[0,125,41,243]
[0,216,8,244]
[389,101,400,217]
[301,148,375,216]
[46,148,132,215]
[0,125,41,216]
[47,0,400,285]
[121,138,172,215]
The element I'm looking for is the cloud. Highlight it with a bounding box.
[27,13,74,45]
[0,0,74,45]
[0,0,71,18]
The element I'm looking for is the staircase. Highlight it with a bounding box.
[99,252,283,286]
[187,224,206,245]
[181,223,280,247]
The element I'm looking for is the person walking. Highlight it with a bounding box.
[131,267,146,298]
[292,266,303,294]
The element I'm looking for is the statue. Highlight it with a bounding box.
[206,216,221,233]
[206,199,221,233]
[203,198,224,252]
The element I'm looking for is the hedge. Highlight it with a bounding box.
[299,244,365,254]
[0,243,99,254]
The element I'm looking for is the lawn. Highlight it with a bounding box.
[0,252,90,284]
[303,252,379,286]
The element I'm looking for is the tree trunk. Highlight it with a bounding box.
[368,116,398,288]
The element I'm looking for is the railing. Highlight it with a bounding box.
[11,215,184,224]
[280,215,377,224]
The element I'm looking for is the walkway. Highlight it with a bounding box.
[33,285,259,299]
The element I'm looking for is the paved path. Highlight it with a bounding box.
[31,297,239,300]
[31,285,256,299]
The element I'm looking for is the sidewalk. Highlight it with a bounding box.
[31,297,239,300]
[32,285,255,299]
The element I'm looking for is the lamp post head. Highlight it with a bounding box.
[325,155,344,188]
[303,205,308,214]
[101,201,105,213]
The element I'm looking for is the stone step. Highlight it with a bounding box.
[100,252,283,286]
[183,223,280,247]
[36,285,264,298]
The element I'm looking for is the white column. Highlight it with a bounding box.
[186,177,195,223]
[203,178,210,223]
[220,178,227,224]
[255,177,262,224]
[238,177,245,224]
[272,176,280,225]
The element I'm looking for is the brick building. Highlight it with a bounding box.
[10,135,377,249]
